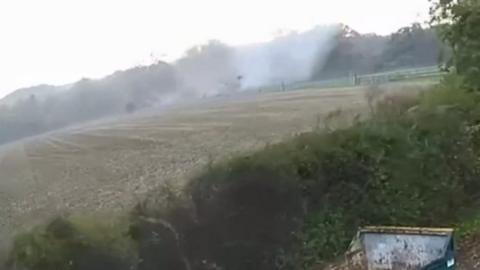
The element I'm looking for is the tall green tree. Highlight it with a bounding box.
[431,0,480,89]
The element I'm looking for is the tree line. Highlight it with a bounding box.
[0,23,445,145]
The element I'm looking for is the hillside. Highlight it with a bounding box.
[0,84,393,258]
[0,85,63,107]
[0,24,443,146]
[7,79,480,270]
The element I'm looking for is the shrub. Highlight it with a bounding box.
[7,216,135,270]
[186,168,304,270]
[431,0,480,90]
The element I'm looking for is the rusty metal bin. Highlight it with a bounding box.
[343,226,455,270]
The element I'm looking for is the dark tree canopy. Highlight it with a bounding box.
[431,0,480,90]
[312,23,443,80]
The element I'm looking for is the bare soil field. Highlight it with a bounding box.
[0,83,425,249]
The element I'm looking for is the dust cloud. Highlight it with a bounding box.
[0,24,340,145]
[234,25,340,89]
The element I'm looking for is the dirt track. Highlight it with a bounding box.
[0,84,426,248]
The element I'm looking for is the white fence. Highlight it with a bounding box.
[262,66,445,92]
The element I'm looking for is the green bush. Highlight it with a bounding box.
[431,0,480,90]
[7,216,136,270]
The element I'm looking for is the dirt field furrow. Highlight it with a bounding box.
[0,84,427,249]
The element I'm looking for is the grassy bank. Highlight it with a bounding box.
[7,77,480,270]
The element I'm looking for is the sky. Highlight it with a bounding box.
[0,0,431,98]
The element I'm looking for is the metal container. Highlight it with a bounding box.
[343,226,455,270]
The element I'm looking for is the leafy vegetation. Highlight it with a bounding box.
[431,0,480,90]
[7,215,136,270]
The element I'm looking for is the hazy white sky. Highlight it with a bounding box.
[0,0,430,98]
